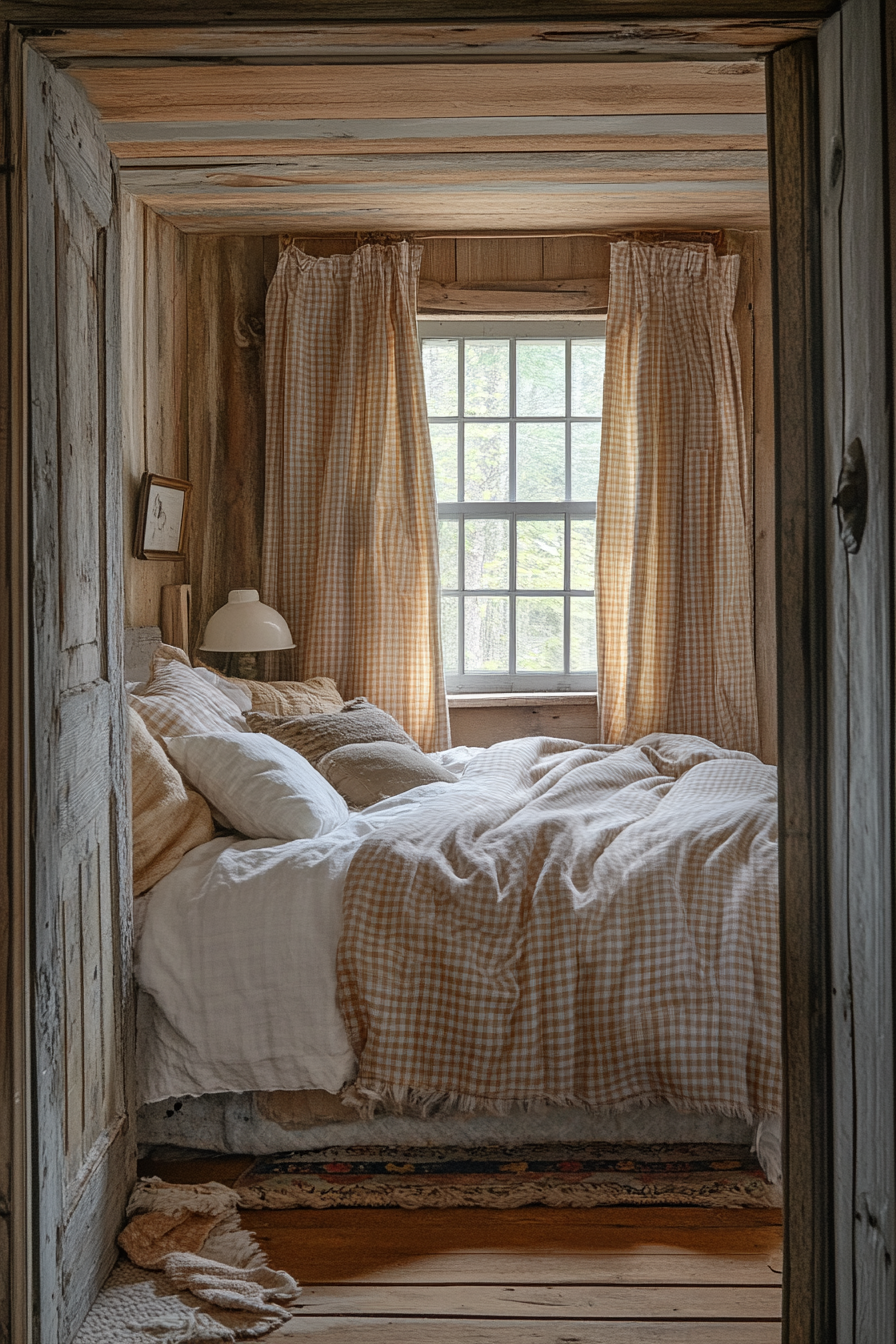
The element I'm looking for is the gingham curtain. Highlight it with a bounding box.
[261,241,450,751]
[595,241,759,754]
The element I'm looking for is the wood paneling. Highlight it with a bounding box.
[766,36,834,1344]
[121,201,188,629]
[70,62,767,123]
[449,696,597,748]
[185,234,269,655]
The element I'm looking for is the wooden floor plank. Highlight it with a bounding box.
[284,1254,781,1285]
[269,1320,782,1342]
[293,1283,781,1318]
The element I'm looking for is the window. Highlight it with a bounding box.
[420,320,606,693]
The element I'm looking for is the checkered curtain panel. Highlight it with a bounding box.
[595,242,759,755]
[261,242,450,752]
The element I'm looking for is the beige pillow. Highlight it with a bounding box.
[247,698,420,767]
[317,741,457,808]
[129,708,214,895]
[129,644,248,744]
[194,660,343,718]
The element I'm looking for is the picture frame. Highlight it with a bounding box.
[134,472,192,561]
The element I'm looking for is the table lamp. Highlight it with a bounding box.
[200,589,294,678]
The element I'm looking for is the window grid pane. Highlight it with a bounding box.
[422,330,603,686]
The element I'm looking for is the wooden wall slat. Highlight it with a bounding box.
[456,235,544,283]
[185,235,269,656]
[122,205,189,631]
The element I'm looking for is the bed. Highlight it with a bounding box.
[128,665,781,1180]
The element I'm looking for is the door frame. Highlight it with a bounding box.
[2,7,892,1341]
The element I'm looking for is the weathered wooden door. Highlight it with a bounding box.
[819,2,895,1339]
[24,45,134,1344]
[767,3,894,1338]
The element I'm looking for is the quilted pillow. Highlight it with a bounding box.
[317,741,457,808]
[165,732,349,841]
[193,661,344,718]
[246,698,419,767]
[129,643,248,744]
[129,709,214,895]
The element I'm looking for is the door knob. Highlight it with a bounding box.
[832,437,868,555]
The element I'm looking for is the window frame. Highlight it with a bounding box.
[419,318,606,694]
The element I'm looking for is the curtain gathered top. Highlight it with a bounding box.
[261,241,450,752]
[595,240,759,754]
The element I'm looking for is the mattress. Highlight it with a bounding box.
[138,1090,755,1158]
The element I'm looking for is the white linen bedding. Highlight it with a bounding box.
[134,748,477,1104]
[135,735,779,1135]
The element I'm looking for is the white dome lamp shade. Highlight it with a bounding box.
[200,590,295,653]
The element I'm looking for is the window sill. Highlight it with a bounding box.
[447,692,597,710]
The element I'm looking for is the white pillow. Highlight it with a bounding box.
[165,732,350,841]
[192,666,253,713]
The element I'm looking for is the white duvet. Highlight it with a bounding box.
[134,748,478,1104]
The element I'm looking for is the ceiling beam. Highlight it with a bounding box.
[68,60,766,122]
[30,19,821,62]
[119,150,768,189]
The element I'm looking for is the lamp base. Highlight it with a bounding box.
[225,651,260,680]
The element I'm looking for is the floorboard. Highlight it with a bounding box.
[137,1155,783,1342]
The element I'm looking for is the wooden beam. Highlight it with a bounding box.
[119,150,768,190]
[418,278,608,311]
[0,1,836,23]
[145,189,769,235]
[28,20,822,63]
[67,61,766,123]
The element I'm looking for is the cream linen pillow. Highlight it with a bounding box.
[247,698,420,767]
[129,643,248,744]
[317,741,457,809]
[165,732,350,841]
[129,708,214,895]
[193,660,344,718]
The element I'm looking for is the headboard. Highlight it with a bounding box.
[124,626,161,683]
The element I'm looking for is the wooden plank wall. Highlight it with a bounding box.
[120,200,189,628]
[123,219,776,762]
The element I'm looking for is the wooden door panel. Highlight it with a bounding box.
[54,173,104,686]
[819,2,896,1340]
[25,45,134,1344]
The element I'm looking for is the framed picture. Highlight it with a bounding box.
[134,473,192,561]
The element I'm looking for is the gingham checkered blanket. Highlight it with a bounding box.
[337,734,780,1122]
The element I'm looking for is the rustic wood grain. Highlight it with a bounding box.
[269,1322,781,1343]
[766,35,834,1344]
[27,20,822,62]
[0,0,832,22]
[449,698,598,747]
[160,583,191,653]
[25,45,136,1344]
[69,61,767,123]
[185,235,269,656]
[142,193,772,234]
[121,151,769,191]
[824,4,896,1341]
[114,133,770,161]
[418,279,606,312]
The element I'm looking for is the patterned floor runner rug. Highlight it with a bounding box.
[234,1142,781,1210]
